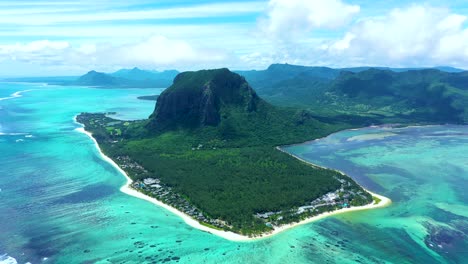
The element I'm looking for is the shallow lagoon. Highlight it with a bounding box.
[1,83,466,263]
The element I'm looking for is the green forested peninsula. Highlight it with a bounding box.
[77,68,373,236]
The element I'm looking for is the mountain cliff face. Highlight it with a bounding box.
[149,68,259,129]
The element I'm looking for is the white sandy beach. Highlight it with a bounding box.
[74,116,391,241]
[73,118,249,241]
[256,190,391,240]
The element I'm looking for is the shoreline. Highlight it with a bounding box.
[73,117,250,242]
[74,116,391,242]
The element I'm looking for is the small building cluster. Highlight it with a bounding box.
[254,178,370,229]
[115,155,149,179]
[132,177,230,230]
[78,114,232,231]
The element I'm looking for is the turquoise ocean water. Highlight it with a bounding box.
[0,83,466,263]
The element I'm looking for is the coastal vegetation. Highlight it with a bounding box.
[77,68,373,236]
[77,65,468,236]
[373,196,382,205]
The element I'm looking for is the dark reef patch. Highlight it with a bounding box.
[56,184,115,203]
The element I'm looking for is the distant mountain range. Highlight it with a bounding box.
[236,64,465,93]
[2,64,468,123]
[75,68,179,88]
[111,67,179,81]
[1,64,464,89]
[2,67,179,88]
[236,64,468,124]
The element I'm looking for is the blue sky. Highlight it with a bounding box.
[0,0,468,76]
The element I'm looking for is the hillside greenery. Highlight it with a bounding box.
[77,68,373,235]
[240,65,468,125]
[78,109,366,235]
[77,65,468,235]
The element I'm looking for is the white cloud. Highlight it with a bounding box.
[4,2,468,75]
[107,36,228,68]
[0,40,70,53]
[0,36,230,72]
[258,0,360,38]
[0,40,71,64]
[326,5,468,67]
[2,24,249,44]
[0,2,265,26]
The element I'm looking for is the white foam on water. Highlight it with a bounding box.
[346,132,397,142]
[0,96,13,101]
[0,254,18,264]
[0,133,28,136]
[0,89,34,101]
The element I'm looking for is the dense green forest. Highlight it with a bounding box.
[240,64,468,124]
[77,68,373,235]
[77,66,468,235]
[328,69,468,123]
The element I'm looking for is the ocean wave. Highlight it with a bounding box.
[0,132,28,136]
[0,89,34,101]
[0,254,18,264]
[346,132,397,142]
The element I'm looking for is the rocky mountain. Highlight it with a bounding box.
[150,68,259,129]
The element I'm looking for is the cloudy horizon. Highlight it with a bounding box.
[1,0,468,76]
